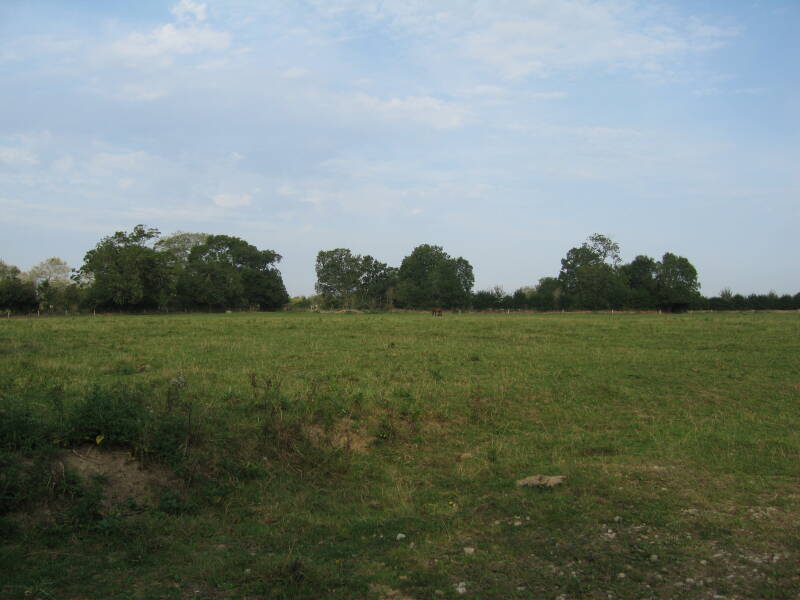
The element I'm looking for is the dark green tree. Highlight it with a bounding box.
[654,252,700,312]
[179,235,288,311]
[619,255,658,309]
[395,244,474,309]
[357,255,397,308]
[0,260,37,313]
[78,225,171,310]
[559,234,625,309]
[531,277,563,311]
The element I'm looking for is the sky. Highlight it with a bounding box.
[1,0,798,297]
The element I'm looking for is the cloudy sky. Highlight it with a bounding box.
[1,0,798,296]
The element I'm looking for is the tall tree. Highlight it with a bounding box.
[315,249,362,308]
[559,234,624,309]
[357,255,397,308]
[655,252,700,312]
[619,255,658,309]
[25,257,78,311]
[315,249,397,309]
[395,244,474,309]
[0,260,37,313]
[79,225,171,310]
[179,235,288,311]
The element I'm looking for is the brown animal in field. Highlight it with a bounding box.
[432,308,443,317]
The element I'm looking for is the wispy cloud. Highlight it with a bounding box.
[171,0,207,23]
[0,147,39,167]
[111,23,230,59]
[212,193,253,208]
[351,93,468,129]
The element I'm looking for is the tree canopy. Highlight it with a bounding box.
[315,249,396,309]
[395,244,474,309]
[77,226,288,312]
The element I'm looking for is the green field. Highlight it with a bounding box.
[1,312,799,599]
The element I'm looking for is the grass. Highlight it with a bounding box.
[1,311,799,599]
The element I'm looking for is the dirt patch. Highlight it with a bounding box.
[304,418,374,454]
[61,445,178,510]
[369,584,417,600]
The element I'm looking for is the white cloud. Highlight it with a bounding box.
[352,93,468,129]
[282,66,308,79]
[120,83,167,102]
[89,151,152,174]
[461,85,508,98]
[528,91,567,100]
[305,0,737,80]
[112,24,230,58]
[0,147,39,167]
[171,0,207,23]
[212,192,253,207]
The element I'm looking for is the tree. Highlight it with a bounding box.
[179,235,288,311]
[558,233,623,308]
[531,277,563,311]
[654,252,700,312]
[25,257,76,311]
[559,234,625,309]
[0,260,37,313]
[356,255,397,308]
[26,257,71,287]
[155,232,210,266]
[619,255,658,309]
[314,249,362,308]
[395,244,474,309]
[78,225,171,310]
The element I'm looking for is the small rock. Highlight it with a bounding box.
[513,520,523,526]
[455,581,467,595]
[614,516,621,522]
[464,547,475,555]
[396,533,406,541]
[617,572,626,579]
[650,554,658,562]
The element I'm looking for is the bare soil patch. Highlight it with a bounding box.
[62,445,178,510]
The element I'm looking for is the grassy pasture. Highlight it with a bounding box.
[1,311,798,599]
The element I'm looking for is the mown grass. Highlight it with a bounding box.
[1,312,799,599]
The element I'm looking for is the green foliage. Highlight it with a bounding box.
[79,225,170,310]
[178,234,289,311]
[655,252,701,311]
[548,235,706,311]
[395,244,474,309]
[0,260,37,313]
[67,385,148,448]
[315,248,396,309]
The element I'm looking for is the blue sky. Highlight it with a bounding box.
[1,0,798,296]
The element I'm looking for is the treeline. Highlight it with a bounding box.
[1,226,288,313]
[1,227,798,314]
[308,233,799,312]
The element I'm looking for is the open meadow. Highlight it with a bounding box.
[1,311,799,599]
